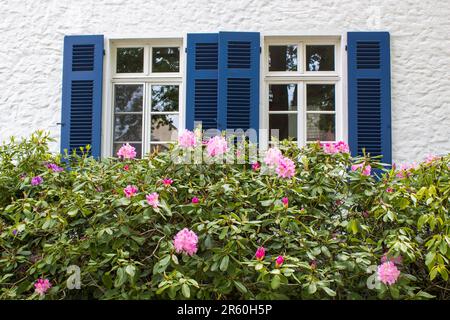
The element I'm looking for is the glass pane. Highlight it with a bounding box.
[151,85,179,112]
[114,114,142,141]
[307,114,335,141]
[307,84,335,111]
[116,47,144,73]
[152,47,180,72]
[269,114,297,141]
[151,114,179,141]
[269,84,297,111]
[114,84,143,113]
[306,45,334,71]
[268,45,297,71]
[150,144,170,153]
[113,143,142,158]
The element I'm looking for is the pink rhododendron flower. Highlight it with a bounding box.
[310,260,317,269]
[162,178,173,186]
[276,156,296,178]
[191,197,199,204]
[377,261,400,285]
[351,163,371,176]
[31,176,43,186]
[281,197,289,207]
[146,192,159,208]
[173,228,198,256]
[123,164,130,171]
[386,187,394,193]
[322,141,350,154]
[275,255,284,268]
[381,253,403,265]
[123,185,138,198]
[425,154,440,164]
[264,147,282,167]
[395,163,417,178]
[206,136,228,157]
[178,130,196,148]
[34,278,51,295]
[46,163,64,172]
[255,247,265,261]
[251,162,261,171]
[117,143,137,159]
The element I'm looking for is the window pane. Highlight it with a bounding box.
[114,114,142,141]
[307,84,335,111]
[151,85,179,112]
[114,84,143,112]
[307,114,335,141]
[150,144,170,153]
[152,47,180,72]
[269,114,297,141]
[306,45,334,71]
[269,45,297,71]
[116,48,144,73]
[151,114,179,141]
[113,143,142,158]
[269,84,297,111]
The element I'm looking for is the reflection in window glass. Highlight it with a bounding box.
[307,114,335,141]
[150,144,170,153]
[307,84,335,111]
[114,84,143,113]
[269,114,297,141]
[113,143,142,158]
[306,45,334,71]
[114,115,142,141]
[269,45,297,71]
[152,47,180,72]
[269,84,297,111]
[151,85,179,112]
[151,114,179,142]
[116,48,144,73]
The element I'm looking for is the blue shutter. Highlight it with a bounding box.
[61,35,104,157]
[348,32,391,164]
[186,33,219,131]
[219,32,260,136]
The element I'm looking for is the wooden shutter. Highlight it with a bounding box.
[186,33,219,131]
[347,32,391,164]
[61,35,104,157]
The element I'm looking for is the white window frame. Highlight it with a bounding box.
[261,35,344,148]
[103,38,185,158]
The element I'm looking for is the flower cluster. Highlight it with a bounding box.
[264,147,296,179]
[255,247,265,261]
[322,141,350,154]
[123,185,138,198]
[178,130,196,148]
[351,162,371,176]
[161,178,173,187]
[377,261,401,285]
[34,278,51,295]
[31,176,43,186]
[146,192,160,208]
[206,136,228,157]
[46,163,64,172]
[173,228,198,256]
[117,143,137,159]
[395,163,417,178]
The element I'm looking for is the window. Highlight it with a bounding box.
[264,37,342,146]
[109,39,183,157]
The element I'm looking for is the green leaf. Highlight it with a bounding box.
[321,286,336,297]
[125,265,136,278]
[181,283,190,298]
[220,255,230,272]
[114,268,126,288]
[171,254,179,265]
[233,281,248,294]
[255,263,264,271]
[271,275,281,290]
[160,255,171,267]
[308,282,317,294]
[102,273,112,289]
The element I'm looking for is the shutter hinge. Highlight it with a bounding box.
[185,47,187,53]
[345,45,347,51]
[260,46,261,54]
[103,49,106,56]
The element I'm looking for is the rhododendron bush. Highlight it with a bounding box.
[0,131,449,300]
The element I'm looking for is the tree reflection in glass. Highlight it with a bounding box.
[152,47,180,72]
[269,45,297,71]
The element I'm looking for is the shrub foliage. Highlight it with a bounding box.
[0,131,449,300]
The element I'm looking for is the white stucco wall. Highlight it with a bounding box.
[0,0,449,163]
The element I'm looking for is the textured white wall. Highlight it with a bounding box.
[0,0,449,163]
